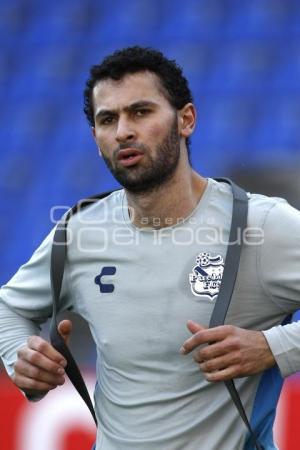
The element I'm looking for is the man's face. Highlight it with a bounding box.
[92,71,182,193]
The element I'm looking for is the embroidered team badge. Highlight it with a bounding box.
[189,252,224,300]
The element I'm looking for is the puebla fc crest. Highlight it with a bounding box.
[189,252,224,300]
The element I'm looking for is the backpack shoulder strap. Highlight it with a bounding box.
[50,190,113,425]
[212,178,264,450]
[210,177,248,326]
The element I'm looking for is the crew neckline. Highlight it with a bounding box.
[121,178,214,232]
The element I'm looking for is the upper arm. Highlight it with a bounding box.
[258,200,300,313]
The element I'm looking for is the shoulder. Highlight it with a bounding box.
[67,189,124,228]
[247,191,300,233]
[245,192,300,257]
[212,178,299,227]
[211,178,300,239]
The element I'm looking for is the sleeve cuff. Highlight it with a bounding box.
[263,322,300,378]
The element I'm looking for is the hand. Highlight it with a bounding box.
[12,319,72,397]
[180,320,275,382]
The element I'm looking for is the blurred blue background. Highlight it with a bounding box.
[1,0,300,284]
[1,0,300,351]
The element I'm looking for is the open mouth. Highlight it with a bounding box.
[117,148,144,167]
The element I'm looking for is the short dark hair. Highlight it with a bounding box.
[83,46,193,152]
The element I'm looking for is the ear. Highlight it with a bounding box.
[92,127,102,157]
[178,103,196,139]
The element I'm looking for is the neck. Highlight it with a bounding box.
[125,163,207,229]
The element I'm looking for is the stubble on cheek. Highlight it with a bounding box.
[147,123,167,145]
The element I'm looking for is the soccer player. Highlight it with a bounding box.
[1,46,300,449]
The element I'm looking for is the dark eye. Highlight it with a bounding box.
[101,116,115,125]
[135,109,149,116]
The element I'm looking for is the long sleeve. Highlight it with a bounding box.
[0,227,72,378]
[263,321,300,377]
[0,301,41,376]
[258,200,300,377]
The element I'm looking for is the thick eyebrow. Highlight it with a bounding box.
[126,100,158,111]
[94,100,158,121]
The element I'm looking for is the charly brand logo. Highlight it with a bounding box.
[95,267,116,293]
[189,252,224,300]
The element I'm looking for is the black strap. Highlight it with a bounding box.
[50,191,113,425]
[49,180,263,449]
[211,178,263,450]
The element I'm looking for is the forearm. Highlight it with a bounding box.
[0,299,41,377]
[263,320,300,378]
[0,300,68,402]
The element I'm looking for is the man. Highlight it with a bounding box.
[1,46,300,450]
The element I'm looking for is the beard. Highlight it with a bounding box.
[101,116,181,194]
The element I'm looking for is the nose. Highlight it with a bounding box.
[115,116,136,143]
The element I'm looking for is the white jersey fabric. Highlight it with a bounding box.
[1,178,300,450]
